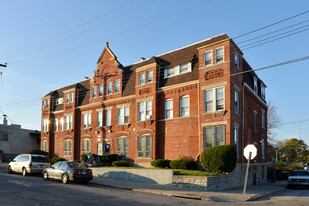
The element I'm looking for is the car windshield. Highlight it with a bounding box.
[32,156,49,163]
[290,171,309,176]
[67,162,87,169]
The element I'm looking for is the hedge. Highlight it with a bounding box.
[27,150,47,156]
[169,158,196,170]
[100,154,118,165]
[151,159,171,168]
[201,145,237,173]
[81,154,88,162]
[50,157,65,164]
[112,160,130,167]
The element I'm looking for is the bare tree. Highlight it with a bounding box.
[267,101,283,143]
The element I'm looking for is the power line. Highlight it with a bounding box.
[233,10,309,39]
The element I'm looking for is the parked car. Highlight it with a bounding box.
[43,161,93,184]
[287,170,309,188]
[8,154,50,176]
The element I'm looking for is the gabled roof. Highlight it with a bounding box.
[96,42,123,68]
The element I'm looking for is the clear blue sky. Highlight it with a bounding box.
[0,0,308,145]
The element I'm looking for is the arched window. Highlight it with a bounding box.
[137,134,152,158]
[42,140,48,152]
[117,136,129,157]
[64,139,72,157]
[82,139,91,154]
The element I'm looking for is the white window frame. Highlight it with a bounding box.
[107,82,112,95]
[138,101,152,121]
[179,63,191,74]
[64,139,72,157]
[92,86,96,98]
[139,72,145,85]
[42,140,48,152]
[114,80,120,93]
[42,119,49,133]
[235,52,239,70]
[261,109,265,129]
[65,115,73,130]
[60,118,64,131]
[146,70,153,83]
[82,112,91,129]
[204,87,225,112]
[137,134,152,158]
[164,62,191,78]
[54,119,58,132]
[204,50,213,67]
[82,139,91,154]
[98,84,103,97]
[235,90,239,115]
[117,136,129,157]
[65,94,69,103]
[203,125,226,149]
[105,109,111,126]
[215,47,224,63]
[118,106,129,125]
[254,77,258,94]
[69,93,73,102]
[234,126,239,157]
[180,95,190,117]
[165,99,173,119]
[97,111,103,127]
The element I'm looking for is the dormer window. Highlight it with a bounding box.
[164,62,191,78]
[261,84,265,99]
[254,77,258,94]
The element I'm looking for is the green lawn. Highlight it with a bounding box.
[172,169,216,176]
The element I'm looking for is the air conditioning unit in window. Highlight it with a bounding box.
[146,115,152,120]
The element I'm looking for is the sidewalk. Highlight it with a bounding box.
[91,175,287,202]
[0,164,286,202]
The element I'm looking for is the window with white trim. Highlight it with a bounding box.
[64,139,72,157]
[261,109,265,129]
[42,119,49,132]
[164,62,191,78]
[105,109,111,126]
[165,99,173,119]
[180,96,189,117]
[261,138,265,159]
[235,52,239,70]
[66,94,69,103]
[254,110,257,132]
[83,113,91,129]
[139,72,145,85]
[137,134,152,158]
[215,47,224,63]
[98,84,103,97]
[114,80,120,93]
[146,70,153,83]
[43,100,49,108]
[117,136,129,157]
[118,106,129,124]
[42,140,48,152]
[204,87,225,112]
[82,139,91,154]
[54,119,58,132]
[234,126,239,157]
[203,125,225,149]
[261,85,265,99]
[92,86,96,98]
[97,111,103,127]
[235,90,239,115]
[204,50,212,66]
[60,118,64,131]
[138,101,152,121]
[69,93,73,102]
[107,82,112,94]
[65,115,73,130]
[254,77,258,94]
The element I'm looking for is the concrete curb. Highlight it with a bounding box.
[247,188,287,201]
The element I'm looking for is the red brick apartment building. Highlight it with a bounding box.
[41,34,267,183]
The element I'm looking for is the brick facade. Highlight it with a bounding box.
[41,34,267,182]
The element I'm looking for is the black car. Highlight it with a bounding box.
[43,161,93,184]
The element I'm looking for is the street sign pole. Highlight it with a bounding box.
[243,151,251,194]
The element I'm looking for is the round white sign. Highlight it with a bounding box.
[243,144,257,160]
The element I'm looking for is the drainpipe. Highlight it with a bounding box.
[242,83,245,168]
[197,82,201,161]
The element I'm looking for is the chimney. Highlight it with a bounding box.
[140,57,145,61]
[3,115,7,125]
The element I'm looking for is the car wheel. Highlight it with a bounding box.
[22,168,27,176]
[8,166,13,174]
[62,174,69,184]
[43,171,49,180]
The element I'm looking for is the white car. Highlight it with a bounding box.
[8,154,50,176]
[287,170,309,188]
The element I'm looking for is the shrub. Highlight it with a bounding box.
[27,150,47,156]
[170,158,196,170]
[81,154,88,162]
[50,157,65,164]
[201,145,237,174]
[112,160,130,167]
[151,159,171,168]
[100,154,118,165]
